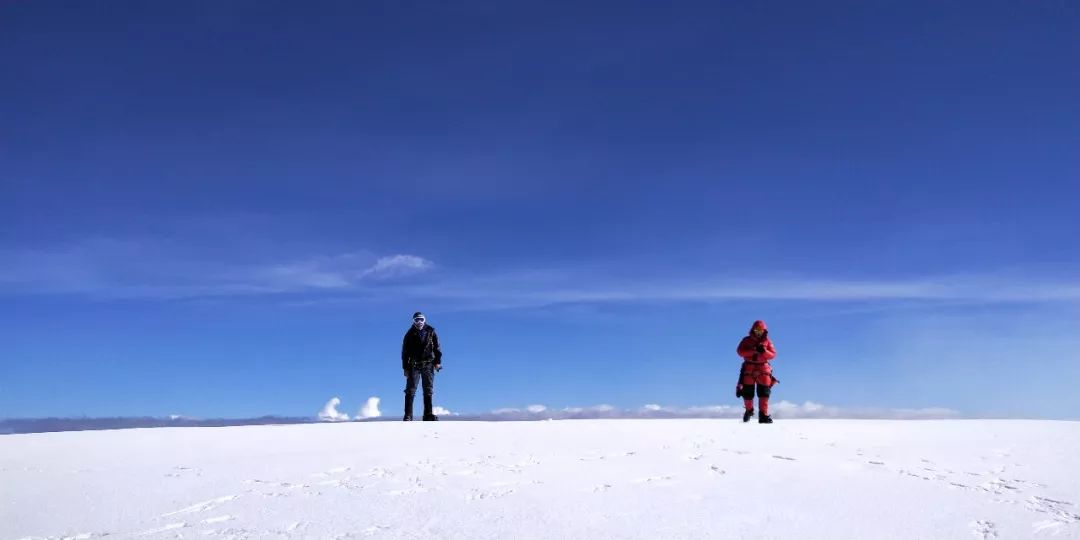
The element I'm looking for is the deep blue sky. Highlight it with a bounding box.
[2,1,1078,420]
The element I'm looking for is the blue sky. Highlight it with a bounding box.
[2,1,1078,420]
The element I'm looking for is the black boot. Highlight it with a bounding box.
[422,394,438,421]
[742,408,755,423]
[758,413,773,424]
[404,393,415,422]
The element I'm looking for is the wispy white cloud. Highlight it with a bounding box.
[257,257,357,289]
[0,238,433,299]
[4,237,1080,309]
[433,406,455,416]
[361,255,434,279]
[253,253,434,290]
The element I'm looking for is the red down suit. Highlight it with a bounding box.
[737,320,776,386]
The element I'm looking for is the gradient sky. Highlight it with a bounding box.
[2,1,1078,420]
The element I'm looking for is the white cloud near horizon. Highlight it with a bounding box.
[319,397,448,419]
[317,397,350,422]
[357,397,382,420]
[465,402,960,420]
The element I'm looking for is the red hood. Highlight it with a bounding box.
[749,320,768,336]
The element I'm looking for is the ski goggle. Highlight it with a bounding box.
[413,317,426,322]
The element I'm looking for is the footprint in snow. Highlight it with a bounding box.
[467,487,516,500]
[634,475,675,483]
[162,495,238,517]
[138,522,188,536]
[366,467,391,478]
[1033,520,1066,535]
[970,520,998,539]
[200,515,235,525]
[979,478,1020,494]
[772,455,797,461]
[903,471,932,481]
[164,466,201,478]
[281,521,307,533]
[1026,496,1080,523]
[204,526,251,537]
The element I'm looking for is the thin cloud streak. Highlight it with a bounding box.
[0,239,434,299]
[2,238,1079,307]
[391,274,1080,310]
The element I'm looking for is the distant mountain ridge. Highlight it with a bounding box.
[0,416,317,435]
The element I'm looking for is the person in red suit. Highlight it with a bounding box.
[736,320,777,423]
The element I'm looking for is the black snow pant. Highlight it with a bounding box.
[738,384,771,400]
[404,363,436,418]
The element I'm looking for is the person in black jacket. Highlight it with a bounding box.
[401,311,442,421]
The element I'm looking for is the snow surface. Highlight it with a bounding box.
[2,419,1079,539]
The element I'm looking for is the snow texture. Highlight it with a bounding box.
[2,419,1079,539]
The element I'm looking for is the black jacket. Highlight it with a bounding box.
[402,325,442,369]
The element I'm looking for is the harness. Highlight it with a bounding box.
[739,357,779,386]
